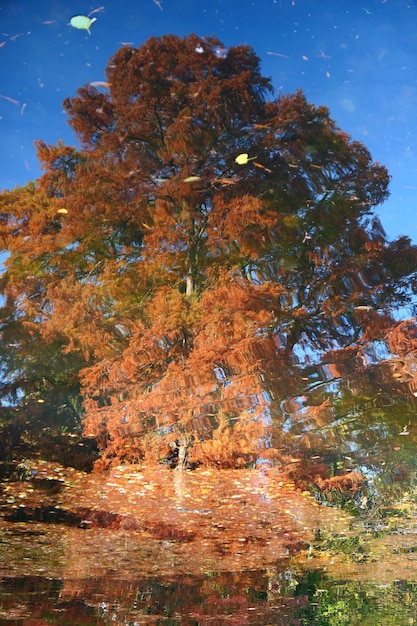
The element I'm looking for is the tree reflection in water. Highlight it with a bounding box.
[2,32,417,623]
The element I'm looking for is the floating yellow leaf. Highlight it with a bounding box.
[57,208,68,214]
[235,153,254,165]
[183,176,201,182]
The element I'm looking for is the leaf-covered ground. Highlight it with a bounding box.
[2,459,417,580]
[3,461,417,623]
[0,460,353,579]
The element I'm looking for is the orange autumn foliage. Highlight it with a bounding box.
[2,34,417,469]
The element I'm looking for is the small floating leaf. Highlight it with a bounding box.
[89,81,109,88]
[235,153,258,166]
[57,208,68,214]
[183,176,201,183]
[70,15,97,34]
[235,153,250,165]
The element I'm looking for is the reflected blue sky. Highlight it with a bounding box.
[1,0,416,241]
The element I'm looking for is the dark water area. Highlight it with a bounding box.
[0,570,337,625]
[3,562,417,625]
[1,572,416,626]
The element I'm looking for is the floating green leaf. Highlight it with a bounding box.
[70,15,97,34]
